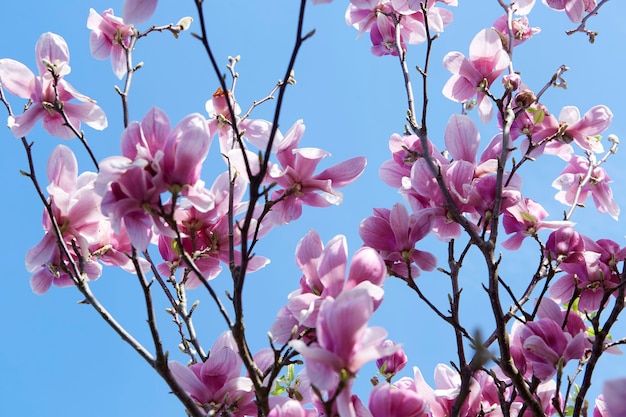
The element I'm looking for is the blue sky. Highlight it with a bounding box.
[1,1,625,416]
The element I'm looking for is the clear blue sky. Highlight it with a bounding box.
[1,1,625,416]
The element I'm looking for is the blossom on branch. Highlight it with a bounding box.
[0,32,107,139]
[87,8,134,79]
[266,120,366,225]
[442,28,510,123]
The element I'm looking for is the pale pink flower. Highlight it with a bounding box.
[157,172,268,288]
[268,400,315,417]
[87,8,134,79]
[25,145,104,294]
[442,28,510,123]
[345,0,393,37]
[122,0,158,24]
[562,105,611,152]
[553,154,619,220]
[492,14,541,47]
[0,32,107,139]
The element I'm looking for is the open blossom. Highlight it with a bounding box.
[122,0,157,24]
[502,197,572,250]
[267,120,366,225]
[0,32,107,139]
[513,298,588,380]
[87,8,134,79]
[270,230,386,344]
[359,203,436,278]
[290,288,398,417]
[442,28,510,123]
[169,332,257,417]
[553,154,619,220]
[26,145,104,294]
[157,172,268,288]
[96,107,214,251]
[543,0,597,23]
[492,14,540,47]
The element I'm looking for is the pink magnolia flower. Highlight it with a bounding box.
[502,197,572,250]
[268,400,317,417]
[270,230,386,344]
[515,298,588,379]
[545,226,585,263]
[96,107,214,251]
[157,172,268,288]
[123,0,158,24]
[368,381,429,417]
[87,8,134,79]
[442,28,511,123]
[290,288,398,416]
[25,145,104,294]
[553,154,619,220]
[0,32,107,139]
[375,340,408,378]
[267,120,366,225]
[169,332,256,416]
[551,250,619,312]
[359,203,437,278]
[602,378,626,417]
[492,14,540,47]
[543,0,597,23]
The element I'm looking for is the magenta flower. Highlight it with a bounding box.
[0,32,107,139]
[26,145,104,294]
[267,120,366,225]
[515,298,588,379]
[368,382,429,417]
[376,340,408,377]
[442,28,510,123]
[87,9,134,79]
[96,107,214,251]
[553,154,619,220]
[122,0,158,24]
[359,203,436,278]
[169,332,256,416]
[551,248,621,312]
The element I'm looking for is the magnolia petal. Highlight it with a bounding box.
[123,0,158,24]
[0,59,37,98]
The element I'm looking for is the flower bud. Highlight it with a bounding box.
[514,89,536,109]
[376,340,408,376]
[176,17,193,31]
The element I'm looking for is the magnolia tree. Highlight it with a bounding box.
[1,0,625,416]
